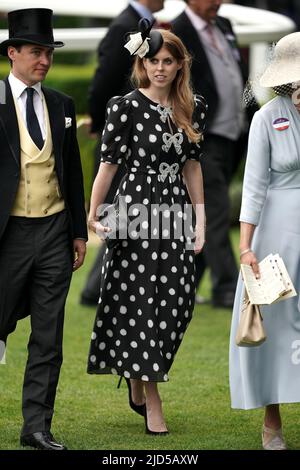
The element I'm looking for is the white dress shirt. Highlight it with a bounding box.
[184,5,244,140]
[8,72,46,139]
[185,5,224,54]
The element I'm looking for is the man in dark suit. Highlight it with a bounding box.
[81,0,165,306]
[172,0,258,308]
[0,8,87,449]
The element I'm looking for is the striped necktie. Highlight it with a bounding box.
[205,23,223,57]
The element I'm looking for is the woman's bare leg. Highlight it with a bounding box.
[144,382,168,433]
[130,379,145,406]
[262,404,286,449]
[264,404,281,430]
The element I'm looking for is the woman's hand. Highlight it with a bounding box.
[88,218,98,234]
[240,249,260,279]
[194,224,205,255]
[88,218,111,240]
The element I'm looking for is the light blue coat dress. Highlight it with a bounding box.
[229,95,300,409]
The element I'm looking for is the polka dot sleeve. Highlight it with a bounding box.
[189,94,207,162]
[100,95,132,165]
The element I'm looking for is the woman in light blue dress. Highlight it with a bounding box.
[229,32,300,450]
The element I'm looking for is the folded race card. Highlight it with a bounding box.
[241,253,297,305]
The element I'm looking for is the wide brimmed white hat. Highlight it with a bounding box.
[260,32,300,87]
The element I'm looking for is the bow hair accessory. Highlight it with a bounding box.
[124,31,150,58]
[124,18,163,59]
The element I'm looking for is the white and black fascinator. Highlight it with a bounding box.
[124,18,163,59]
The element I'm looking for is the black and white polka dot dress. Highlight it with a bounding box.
[87,89,206,382]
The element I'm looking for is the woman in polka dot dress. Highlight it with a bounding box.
[87,24,206,434]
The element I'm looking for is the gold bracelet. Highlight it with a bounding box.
[240,248,252,258]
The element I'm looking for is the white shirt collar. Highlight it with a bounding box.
[8,72,42,99]
[185,5,209,32]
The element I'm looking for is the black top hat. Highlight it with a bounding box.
[0,8,64,56]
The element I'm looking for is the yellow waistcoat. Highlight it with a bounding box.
[11,94,65,217]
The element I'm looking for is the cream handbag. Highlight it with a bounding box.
[236,292,266,347]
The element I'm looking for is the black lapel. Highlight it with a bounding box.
[177,13,208,63]
[42,86,65,170]
[0,77,20,167]
[175,13,215,91]
[125,4,143,23]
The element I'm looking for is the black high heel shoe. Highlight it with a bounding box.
[118,376,145,417]
[144,406,169,436]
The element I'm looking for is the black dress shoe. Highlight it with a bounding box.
[212,292,235,309]
[117,376,146,416]
[20,431,67,450]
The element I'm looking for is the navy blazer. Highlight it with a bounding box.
[0,78,87,243]
[88,5,141,133]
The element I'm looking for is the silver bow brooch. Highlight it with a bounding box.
[158,162,179,182]
[162,132,183,154]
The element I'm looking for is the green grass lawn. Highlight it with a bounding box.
[1,229,300,450]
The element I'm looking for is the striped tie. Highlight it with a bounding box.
[206,23,223,57]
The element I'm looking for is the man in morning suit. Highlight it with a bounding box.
[80,0,165,306]
[172,0,258,308]
[0,8,87,450]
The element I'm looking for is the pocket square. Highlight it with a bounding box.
[65,117,72,128]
